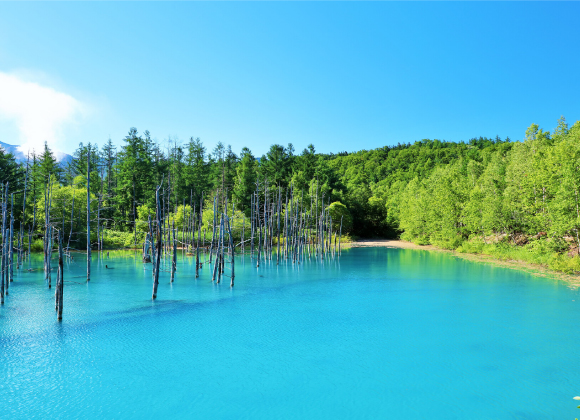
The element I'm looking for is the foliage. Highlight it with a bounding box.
[5,116,580,274]
[102,230,145,249]
[326,201,353,234]
[233,147,257,213]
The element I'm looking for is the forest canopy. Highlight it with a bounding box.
[1,117,580,270]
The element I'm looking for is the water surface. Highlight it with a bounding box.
[1,248,579,419]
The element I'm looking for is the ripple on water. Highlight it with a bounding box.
[1,249,580,419]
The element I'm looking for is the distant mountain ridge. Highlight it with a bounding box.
[0,141,74,166]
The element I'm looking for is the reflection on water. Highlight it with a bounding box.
[1,248,579,419]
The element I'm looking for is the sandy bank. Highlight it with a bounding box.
[343,239,436,250]
[344,239,580,287]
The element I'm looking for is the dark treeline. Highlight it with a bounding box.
[1,117,580,271]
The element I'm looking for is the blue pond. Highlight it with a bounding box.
[1,248,580,419]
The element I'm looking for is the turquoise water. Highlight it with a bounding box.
[1,248,579,419]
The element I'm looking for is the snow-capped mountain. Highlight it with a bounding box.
[0,141,74,166]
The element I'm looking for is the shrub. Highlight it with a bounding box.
[326,201,354,234]
[411,235,431,246]
[102,230,145,249]
[30,239,43,252]
[431,236,463,250]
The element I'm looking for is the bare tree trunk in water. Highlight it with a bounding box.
[152,187,162,299]
[56,232,64,320]
[9,194,14,283]
[87,151,91,282]
[226,216,234,287]
[339,216,343,256]
[171,221,176,282]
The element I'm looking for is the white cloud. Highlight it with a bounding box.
[0,71,86,154]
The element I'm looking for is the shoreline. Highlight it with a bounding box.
[344,239,580,287]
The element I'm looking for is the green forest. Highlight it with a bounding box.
[1,117,580,273]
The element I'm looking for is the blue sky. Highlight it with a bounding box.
[0,2,578,157]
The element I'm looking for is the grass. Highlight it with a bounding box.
[455,237,580,275]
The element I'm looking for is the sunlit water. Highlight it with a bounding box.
[1,247,580,419]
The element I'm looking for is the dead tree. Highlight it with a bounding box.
[147,215,155,269]
[339,216,343,255]
[209,196,217,264]
[1,186,7,302]
[211,215,220,282]
[87,151,91,282]
[171,221,176,282]
[56,231,64,320]
[20,155,29,266]
[226,215,235,287]
[152,186,162,300]
[9,194,14,283]
[1,228,7,303]
[67,189,75,254]
[277,187,281,264]
[195,194,203,278]
[217,214,224,284]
